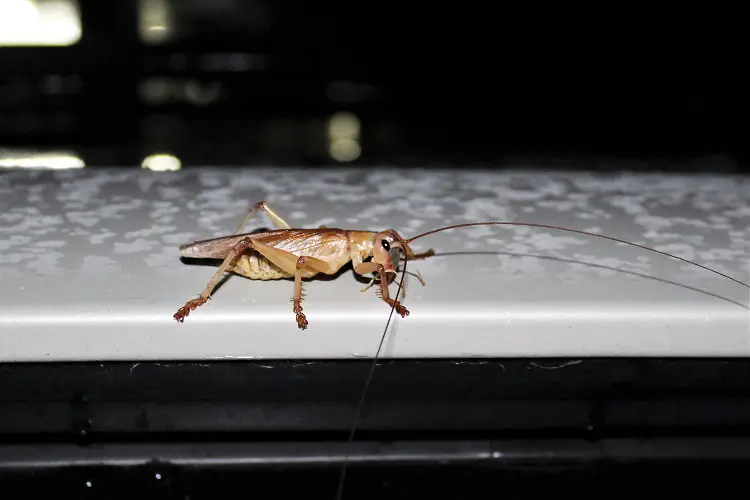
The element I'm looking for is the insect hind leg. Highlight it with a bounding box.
[248,240,339,330]
[234,200,292,234]
[173,237,255,322]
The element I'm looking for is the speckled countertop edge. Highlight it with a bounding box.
[0,166,748,361]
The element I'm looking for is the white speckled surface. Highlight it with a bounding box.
[0,167,748,361]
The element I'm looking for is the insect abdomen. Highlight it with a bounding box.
[232,253,291,280]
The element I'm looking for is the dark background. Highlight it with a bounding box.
[2,3,750,499]
[0,0,747,169]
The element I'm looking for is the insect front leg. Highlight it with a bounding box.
[353,261,409,317]
[377,265,409,317]
[234,200,292,234]
[174,237,255,322]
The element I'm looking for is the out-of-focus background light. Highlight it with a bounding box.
[0,0,81,46]
[0,150,85,169]
[141,153,182,171]
[138,0,173,45]
[328,112,361,163]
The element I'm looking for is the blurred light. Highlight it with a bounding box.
[138,77,173,105]
[138,78,222,106]
[184,80,222,106]
[0,0,81,46]
[327,112,361,163]
[138,0,173,45]
[42,74,83,95]
[0,152,84,170]
[141,154,181,172]
[329,139,361,163]
[200,53,266,73]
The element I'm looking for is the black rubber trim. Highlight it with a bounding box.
[1,358,750,438]
[2,358,750,498]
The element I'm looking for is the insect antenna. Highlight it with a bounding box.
[331,219,746,498]
[334,257,409,500]
[407,221,749,289]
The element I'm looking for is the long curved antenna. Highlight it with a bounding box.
[407,221,749,289]
[335,258,409,500]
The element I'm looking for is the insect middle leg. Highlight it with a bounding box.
[251,240,340,329]
[291,255,338,329]
[234,200,291,234]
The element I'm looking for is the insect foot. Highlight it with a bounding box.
[385,298,410,318]
[293,301,308,329]
[173,297,208,322]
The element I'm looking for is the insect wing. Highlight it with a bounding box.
[178,234,251,259]
[253,228,350,260]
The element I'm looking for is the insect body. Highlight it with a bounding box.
[173,200,434,328]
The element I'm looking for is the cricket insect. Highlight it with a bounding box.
[173,200,749,499]
[174,199,748,328]
[174,200,438,327]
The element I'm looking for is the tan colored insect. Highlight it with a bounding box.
[173,200,435,328]
[174,199,749,329]
[174,200,749,500]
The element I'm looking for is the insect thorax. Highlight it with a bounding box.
[347,230,377,262]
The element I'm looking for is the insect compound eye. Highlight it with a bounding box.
[381,239,390,251]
